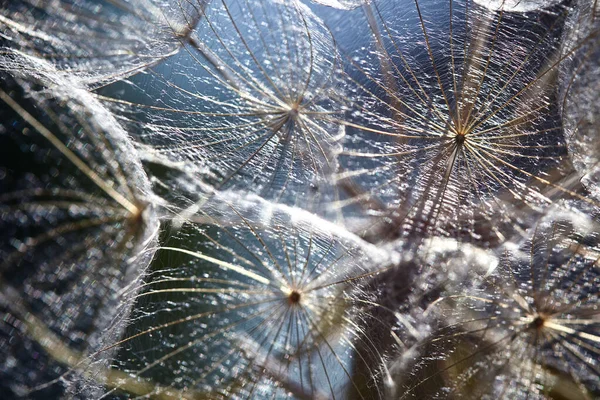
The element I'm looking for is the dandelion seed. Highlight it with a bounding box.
[0,0,200,87]
[395,212,600,399]
[338,0,591,242]
[101,0,345,206]
[103,196,390,399]
[0,63,159,397]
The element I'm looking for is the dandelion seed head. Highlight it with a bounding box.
[394,212,600,398]
[98,197,390,398]
[338,0,576,243]
[98,0,347,210]
[0,63,159,397]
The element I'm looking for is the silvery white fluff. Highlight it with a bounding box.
[0,0,598,399]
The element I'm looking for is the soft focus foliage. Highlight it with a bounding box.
[0,0,598,399]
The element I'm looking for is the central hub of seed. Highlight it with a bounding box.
[455,132,467,145]
[288,290,301,304]
[288,105,300,120]
[532,315,545,329]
